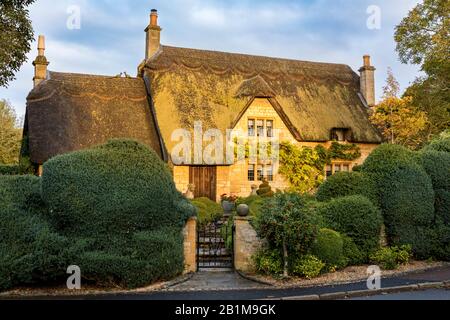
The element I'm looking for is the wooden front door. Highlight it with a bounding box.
[189,166,217,201]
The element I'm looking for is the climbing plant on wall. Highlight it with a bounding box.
[278,141,361,193]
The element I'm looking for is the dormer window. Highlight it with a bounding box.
[331,128,350,142]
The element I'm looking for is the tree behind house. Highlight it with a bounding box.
[0,99,22,164]
[369,69,428,149]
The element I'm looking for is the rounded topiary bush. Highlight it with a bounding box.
[311,228,346,269]
[361,144,416,204]
[418,150,450,191]
[342,235,365,266]
[319,195,383,255]
[316,172,377,204]
[41,139,195,237]
[382,166,435,249]
[41,139,196,288]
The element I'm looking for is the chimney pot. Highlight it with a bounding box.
[38,35,45,56]
[150,9,158,26]
[363,55,371,67]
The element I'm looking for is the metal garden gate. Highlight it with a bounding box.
[197,217,234,270]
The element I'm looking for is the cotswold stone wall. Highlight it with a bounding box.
[183,216,197,273]
[234,216,263,272]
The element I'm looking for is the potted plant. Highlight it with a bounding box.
[221,194,237,216]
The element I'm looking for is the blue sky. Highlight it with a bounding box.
[0,0,422,117]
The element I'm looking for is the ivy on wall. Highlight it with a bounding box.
[278,141,361,193]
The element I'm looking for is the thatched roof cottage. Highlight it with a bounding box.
[24,10,382,201]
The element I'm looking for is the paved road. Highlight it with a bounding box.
[5,266,450,300]
[350,289,450,300]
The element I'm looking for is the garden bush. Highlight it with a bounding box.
[0,175,70,291]
[253,248,283,275]
[417,150,450,191]
[369,245,412,270]
[76,228,184,288]
[255,192,321,256]
[316,172,377,204]
[381,166,435,252]
[311,228,347,270]
[190,197,222,226]
[422,134,450,153]
[361,144,436,256]
[435,189,450,225]
[342,235,366,266]
[0,165,20,175]
[318,195,383,256]
[41,139,195,237]
[291,255,325,279]
[361,144,416,205]
[256,180,274,197]
[40,139,196,288]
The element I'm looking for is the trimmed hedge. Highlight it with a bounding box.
[190,197,222,226]
[39,139,196,288]
[0,175,69,291]
[418,151,450,191]
[361,144,416,205]
[381,166,435,251]
[319,195,383,256]
[361,144,436,257]
[75,228,184,288]
[41,139,195,237]
[316,172,377,204]
[435,189,450,225]
[0,165,20,176]
[311,229,346,269]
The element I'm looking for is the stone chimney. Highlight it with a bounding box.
[359,55,376,107]
[32,35,49,87]
[145,9,161,60]
[359,55,376,106]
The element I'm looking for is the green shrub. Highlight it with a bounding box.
[369,245,412,270]
[256,180,274,197]
[418,151,450,191]
[342,235,366,266]
[382,166,435,251]
[311,229,347,270]
[190,197,222,226]
[40,139,196,288]
[435,189,450,225]
[253,248,283,275]
[255,192,321,256]
[361,144,436,255]
[422,135,450,153]
[292,255,325,279]
[319,195,383,255]
[316,172,377,204]
[75,227,184,288]
[0,165,19,175]
[41,139,195,237]
[0,175,45,216]
[361,144,416,205]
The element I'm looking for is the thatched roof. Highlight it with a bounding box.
[25,72,165,164]
[145,45,382,152]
